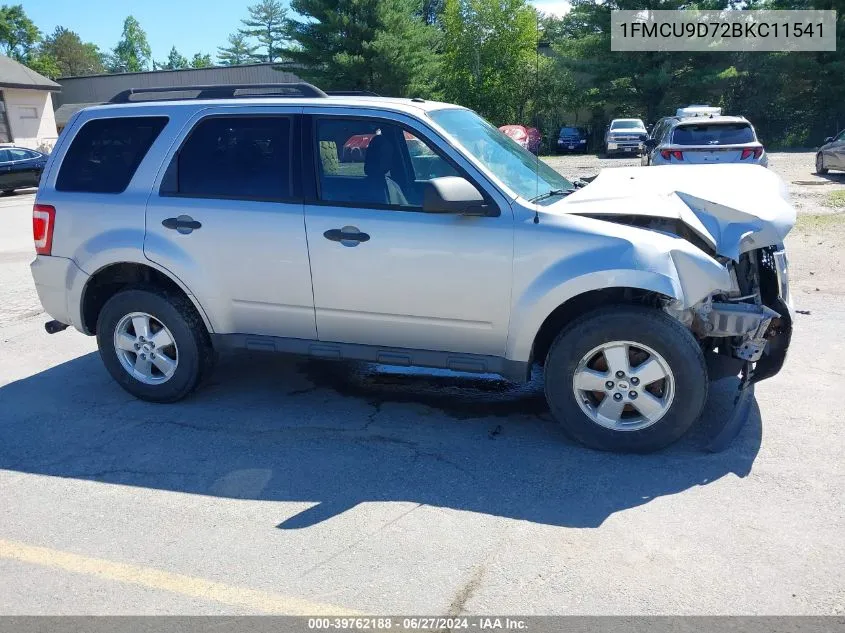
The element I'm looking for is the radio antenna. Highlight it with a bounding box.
[534,10,542,224]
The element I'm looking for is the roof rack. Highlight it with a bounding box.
[325,90,381,97]
[109,82,328,104]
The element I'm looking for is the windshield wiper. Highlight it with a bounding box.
[529,188,575,203]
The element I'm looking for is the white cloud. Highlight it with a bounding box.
[531,0,572,17]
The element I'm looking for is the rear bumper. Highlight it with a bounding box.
[30,255,88,332]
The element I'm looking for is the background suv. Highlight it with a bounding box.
[643,107,768,167]
[30,84,794,454]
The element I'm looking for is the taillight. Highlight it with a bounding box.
[660,150,684,161]
[741,147,763,160]
[33,204,55,255]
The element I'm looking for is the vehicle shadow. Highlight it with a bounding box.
[816,172,845,184]
[0,351,761,530]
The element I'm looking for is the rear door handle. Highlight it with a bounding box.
[324,226,370,247]
[162,215,202,234]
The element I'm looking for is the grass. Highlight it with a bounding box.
[823,190,845,209]
[794,211,845,233]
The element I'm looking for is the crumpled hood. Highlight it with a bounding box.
[555,164,796,260]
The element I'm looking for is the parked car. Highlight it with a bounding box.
[31,84,794,453]
[643,106,768,167]
[0,146,48,193]
[604,118,647,156]
[815,130,845,174]
[556,126,589,153]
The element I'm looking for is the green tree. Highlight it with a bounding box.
[287,0,441,97]
[239,0,288,62]
[160,46,189,70]
[25,52,60,78]
[40,27,105,77]
[441,0,538,124]
[108,15,152,73]
[217,32,258,65]
[0,4,39,60]
[190,52,213,68]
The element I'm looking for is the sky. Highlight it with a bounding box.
[18,0,571,64]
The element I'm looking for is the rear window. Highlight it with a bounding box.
[172,116,292,200]
[559,127,582,135]
[56,117,167,193]
[672,123,755,146]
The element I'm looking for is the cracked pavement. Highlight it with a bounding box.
[1,176,843,614]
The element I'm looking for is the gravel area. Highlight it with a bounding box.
[544,151,845,216]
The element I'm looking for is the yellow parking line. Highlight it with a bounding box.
[0,538,358,615]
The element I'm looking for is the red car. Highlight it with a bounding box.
[499,125,541,154]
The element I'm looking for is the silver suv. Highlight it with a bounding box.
[643,107,768,167]
[31,83,795,453]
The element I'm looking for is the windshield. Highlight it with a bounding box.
[672,123,756,145]
[611,120,644,130]
[559,127,582,136]
[430,109,573,202]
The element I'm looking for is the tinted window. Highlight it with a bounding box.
[0,149,10,162]
[56,117,167,193]
[316,118,459,208]
[176,116,291,200]
[8,148,34,160]
[559,127,583,136]
[672,123,756,145]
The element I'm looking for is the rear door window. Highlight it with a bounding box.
[170,116,292,200]
[672,123,756,146]
[56,116,168,193]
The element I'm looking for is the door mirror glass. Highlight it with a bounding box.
[644,138,658,149]
[825,136,834,144]
[423,176,490,215]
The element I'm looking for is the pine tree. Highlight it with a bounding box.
[238,0,288,62]
[287,0,440,97]
[217,33,258,65]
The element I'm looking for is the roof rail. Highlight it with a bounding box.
[325,90,381,97]
[109,82,328,104]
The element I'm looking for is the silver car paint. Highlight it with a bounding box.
[31,97,796,369]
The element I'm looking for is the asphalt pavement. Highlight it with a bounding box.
[0,178,842,615]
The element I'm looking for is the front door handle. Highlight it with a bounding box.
[162,215,202,234]
[324,226,370,247]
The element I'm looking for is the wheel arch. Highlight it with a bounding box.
[80,261,214,336]
[518,284,678,367]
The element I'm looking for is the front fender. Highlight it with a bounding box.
[506,214,732,363]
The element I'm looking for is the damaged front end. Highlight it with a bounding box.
[669,245,793,385]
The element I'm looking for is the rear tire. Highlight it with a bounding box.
[544,305,708,453]
[96,288,214,402]
[816,153,828,175]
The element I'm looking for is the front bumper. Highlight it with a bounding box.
[607,141,643,154]
[30,255,88,332]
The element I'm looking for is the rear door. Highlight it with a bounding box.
[7,148,44,187]
[144,106,317,340]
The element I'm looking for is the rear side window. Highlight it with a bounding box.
[672,123,755,146]
[56,116,167,193]
[172,116,292,200]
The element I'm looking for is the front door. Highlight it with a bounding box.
[302,111,513,358]
[144,108,317,340]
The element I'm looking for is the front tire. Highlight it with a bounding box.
[544,305,708,453]
[816,153,829,175]
[96,288,214,402]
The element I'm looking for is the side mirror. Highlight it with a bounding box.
[644,138,658,149]
[639,133,648,141]
[422,177,494,216]
[825,136,834,144]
